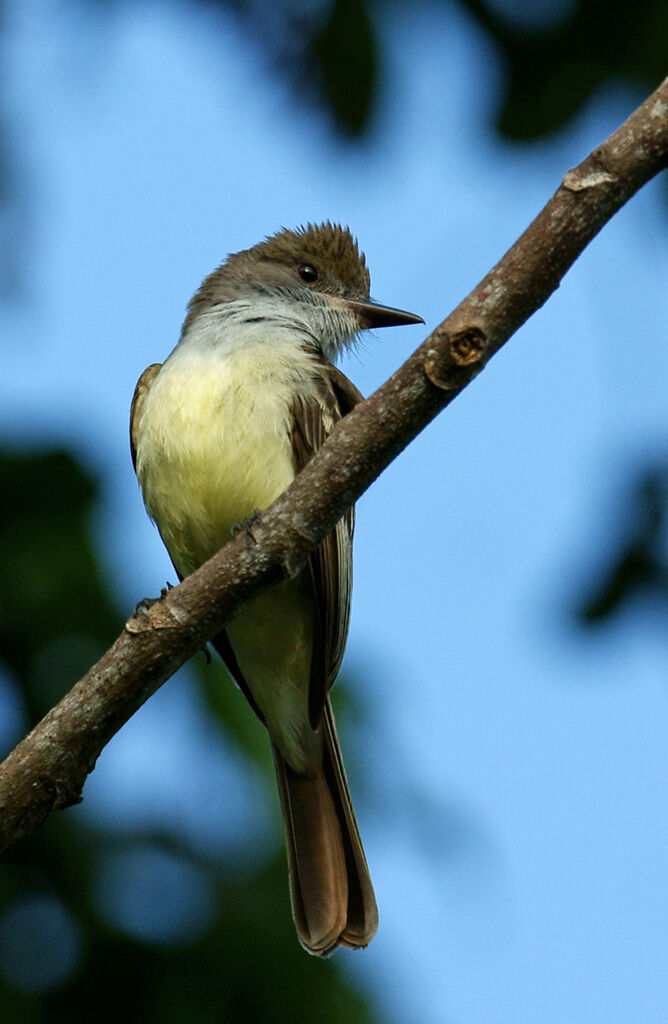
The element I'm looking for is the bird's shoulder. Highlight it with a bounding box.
[291,359,364,465]
[129,362,162,470]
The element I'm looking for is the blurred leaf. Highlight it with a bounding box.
[575,468,668,626]
[460,0,668,140]
[0,449,122,717]
[311,0,377,137]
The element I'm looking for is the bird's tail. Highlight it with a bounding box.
[271,697,378,955]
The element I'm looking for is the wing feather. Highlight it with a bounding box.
[129,363,162,470]
[290,362,364,726]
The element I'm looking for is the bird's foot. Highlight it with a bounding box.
[231,509,261,543]
[134,582,175,614]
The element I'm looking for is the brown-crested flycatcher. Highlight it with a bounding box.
[130,223,422,954]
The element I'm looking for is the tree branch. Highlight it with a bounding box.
[1,78,666,852]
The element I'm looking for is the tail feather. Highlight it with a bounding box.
[272,698,378,955]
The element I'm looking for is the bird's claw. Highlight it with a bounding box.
[232,509,261,543]
[134,582,175,614]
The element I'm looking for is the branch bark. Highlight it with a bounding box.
[1,78,666,852]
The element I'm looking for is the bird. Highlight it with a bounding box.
[130,222,422,954]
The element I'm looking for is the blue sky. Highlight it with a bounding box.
[2,1,668,1021]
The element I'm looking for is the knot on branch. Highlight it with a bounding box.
[451,327,487,364]
[125,596,190,634]
[562,150,618,193]
[42,773,84,811]
[423,326,487,390]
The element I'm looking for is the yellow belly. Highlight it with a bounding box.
[134,339,320,772]
[136,355,296,576]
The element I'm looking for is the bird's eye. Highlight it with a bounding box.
[298,264,318,283]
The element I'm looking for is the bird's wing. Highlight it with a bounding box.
[290,361,364,727]
[129,363,162,470]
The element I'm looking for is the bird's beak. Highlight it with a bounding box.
[344,298,424,329]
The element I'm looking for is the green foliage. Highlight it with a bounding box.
[214,0,668,141]
[0,450,121,715]
[460,0,668,140]
[0,448,378,1023]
